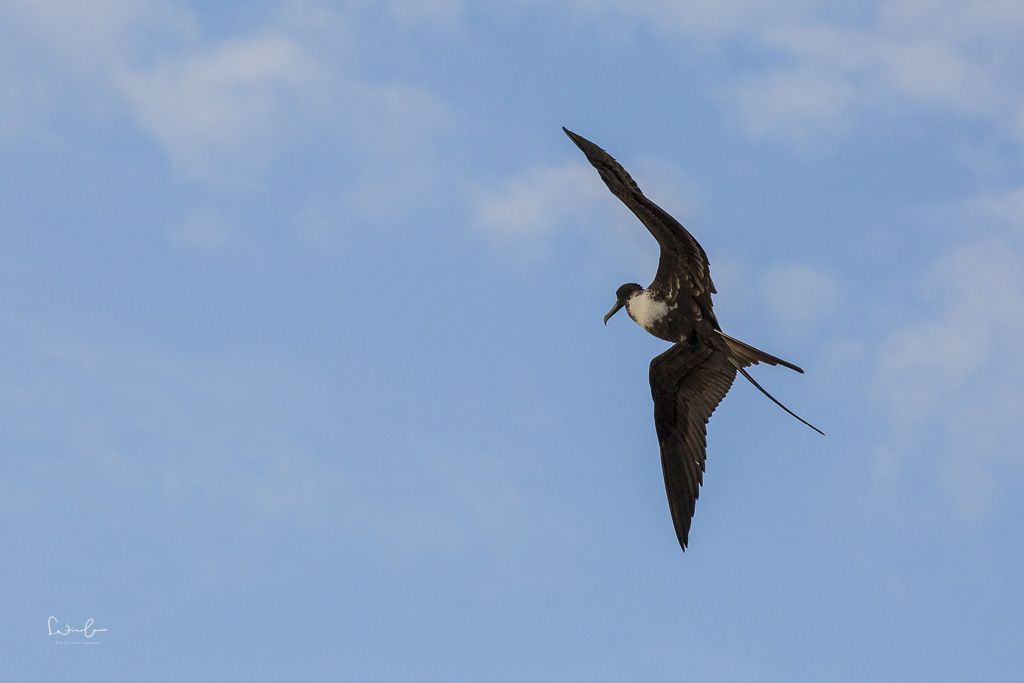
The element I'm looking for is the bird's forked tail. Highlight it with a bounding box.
[718,331,825,436]
[718,330,804,373]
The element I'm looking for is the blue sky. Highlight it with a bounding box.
[3,1,1023,680]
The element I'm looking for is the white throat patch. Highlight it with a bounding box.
[626,290,671,330]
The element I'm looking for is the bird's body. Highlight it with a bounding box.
[563,126,822,552]
[625,289,677,340]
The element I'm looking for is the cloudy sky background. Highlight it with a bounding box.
[3,1,1023,680]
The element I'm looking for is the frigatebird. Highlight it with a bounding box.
[563,126,823,552]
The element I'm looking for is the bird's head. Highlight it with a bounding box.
[604,283,643,325]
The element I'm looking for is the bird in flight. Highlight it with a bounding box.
[563,126,823,552]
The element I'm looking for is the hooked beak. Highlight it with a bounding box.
[603,299,625,325]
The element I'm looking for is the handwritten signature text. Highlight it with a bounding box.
[48,616,108,639]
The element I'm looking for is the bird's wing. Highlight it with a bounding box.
[649,342,737,551]
[563,127,716,320]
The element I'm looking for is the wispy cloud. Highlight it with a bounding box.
[473,162,607,242]
[0,308,531,553]
[168,207,234,252]
[0,0,457,212]
[375,0,465,27]
[759,263,843,336]
[542,0,1024,149]
[114,33,323,178]
[724,3,1024,146]
[717,67,856,148]
[472,155,700,267]
[869,185,1024,519]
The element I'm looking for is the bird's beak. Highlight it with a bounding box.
[603,299,625,325]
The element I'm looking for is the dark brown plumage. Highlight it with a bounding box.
[564,126,822,551]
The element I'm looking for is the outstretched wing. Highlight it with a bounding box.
[649,342,737,551]
[563,127,716,321]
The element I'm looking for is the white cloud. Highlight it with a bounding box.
[961,186,1024,233]
[471,156,700,268]
[169,207,233,252]
[759,263,842,335]
[545,0,1024,149]
[0,325,340,522]
[0,0,456,187]
[718,67,856,146]
[473,162,606,241]
[1,3,314,177]
[379,0,464,27]
[0,312,531,552]
[331,79,457,222]
[542,0,816,42]
[870,188,1024,518]
[115,34,322,178]
[0,0,196,68]
[0,0,461,257]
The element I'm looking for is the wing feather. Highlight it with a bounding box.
[563,127,716,317]
[650,343,737,551]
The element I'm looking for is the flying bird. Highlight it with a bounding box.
[563,126,823,552]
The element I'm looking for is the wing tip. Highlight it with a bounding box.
[562,126,592,155]
[782,358,806,374]
[562,126,612,159]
